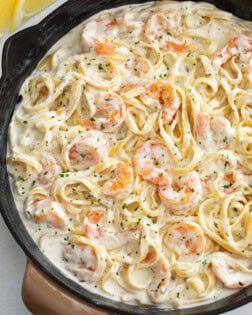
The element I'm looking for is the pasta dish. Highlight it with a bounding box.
[7,0,252,308]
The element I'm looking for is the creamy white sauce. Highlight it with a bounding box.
[7,1,252,309]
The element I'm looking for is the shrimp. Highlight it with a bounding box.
[211,35,252,68]
[162,41,191,53]
[116,8,145,39]
[219,170,243,193]
[83,209,141,250]
[145,10,190,53]
[211,116,235,146]
[69,131,109,170]
[143,81,181,124]
[100,228,141,250]
[164,222,206,262]
[93,39,117,55]
[33,199,67,230]
[194,112,235,148]
[159,171,202,214]
[134,140,171,186]
[211,252,252,289]
[194,112,211,145]
[82,18,118,55]
[120,57,153,92]
[100,161,133,198]
[83,208,105,239]
[37,155,61,186]
[63,236,106,283]
[82,92,126,132]
[147,256,172,303]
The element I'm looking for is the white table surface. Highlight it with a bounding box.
[0,1,251,314]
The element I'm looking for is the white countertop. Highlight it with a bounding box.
[0,1,251,314]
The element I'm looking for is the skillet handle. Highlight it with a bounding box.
[22,260,112,315]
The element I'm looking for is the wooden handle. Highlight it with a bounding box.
[22,260,112,315]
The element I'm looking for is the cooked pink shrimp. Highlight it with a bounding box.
[194,113,235,148]
[134,140,171,186]
[211,253,252,289]
[194,112,211,145]
[220,170,249,193]
[147,256,172,303]
[93,40,117,55]
[83,208,105,239]
[100,228,140,250]
[211,116,235,146]
[145,10,190,53]
[69,131,109,170]
[144,81,181,124]
[100,161,133,198]
[116,8,144,38]
[159,171,202,214]
[33,199,67,230]
[82,18,118,55]
[121,57,153,92]
[164,222,206,262]
[37,155,61,186]
[83,209,141,250]
[211,35,252,68]
[82,92,126,132]
[63,240,104,283]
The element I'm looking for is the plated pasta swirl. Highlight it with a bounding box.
[7,0,252,308]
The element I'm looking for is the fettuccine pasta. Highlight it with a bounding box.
[7,1,252,308]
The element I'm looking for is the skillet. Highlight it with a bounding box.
[0,0,252,314]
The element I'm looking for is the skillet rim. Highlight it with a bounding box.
[0,0,251,314]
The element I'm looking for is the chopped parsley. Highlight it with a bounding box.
[60,172,70,178]
[223,183,232,189]
[224,161,229,169]
[98,64,104,70]
[122,203,127,209]
[136,218,142,225]
[223,136,228,144]
[186,51,192,57]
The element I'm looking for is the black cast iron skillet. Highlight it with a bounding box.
[0,0,252,314]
